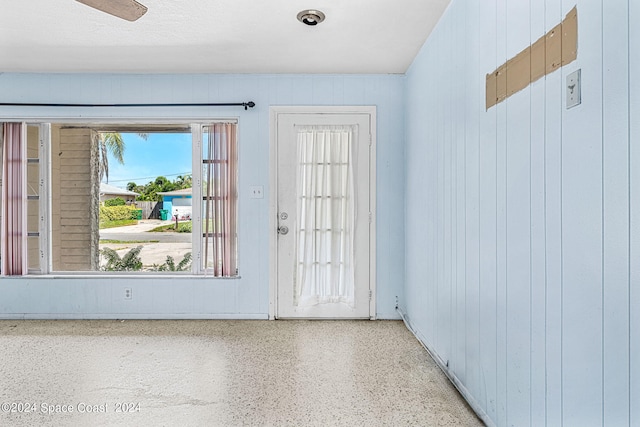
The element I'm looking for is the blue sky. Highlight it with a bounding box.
[103,132,192,187]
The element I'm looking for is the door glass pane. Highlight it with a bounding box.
[295,125,356,307]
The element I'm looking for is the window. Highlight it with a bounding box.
[0,121,239,277]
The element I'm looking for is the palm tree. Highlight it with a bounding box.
[175,174,192,189]
[92,131,146,271]
[98,132,148,183]
[99,133,123,183]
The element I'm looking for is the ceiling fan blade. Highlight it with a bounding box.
[75,0,148,22]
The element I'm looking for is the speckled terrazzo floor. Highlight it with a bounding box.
[0,320,483,427]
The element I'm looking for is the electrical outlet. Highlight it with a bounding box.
[566,69,581,109]
[250,186,264,199]
[124,288,132,300]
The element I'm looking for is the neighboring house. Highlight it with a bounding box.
[157,188,192,220]
[99,182,139,204]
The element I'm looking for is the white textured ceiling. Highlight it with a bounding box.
[0,0,450,74]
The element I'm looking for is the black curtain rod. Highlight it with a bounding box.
[0,101,256,110]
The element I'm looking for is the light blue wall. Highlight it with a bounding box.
[404,0,638,426]
[0,73,404,319]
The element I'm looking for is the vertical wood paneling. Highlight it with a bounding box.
[189,75,210,103]
[332,77,345,105]
[495,0,509,425]
[443,8,455,369]
[452,9,462,371]
[561,0,604,424]
[0,73,405,319]
[427,42,438,343]
[529,1,547,425]
[433,23,443,354]
[463,0,482,403]
[437,24,445,354]
[462,3,478,400]
[602,1,631,425]
[274,76,293,105]
[478,0,499,419]
[421,49,434,342]
[630,0,640,423]
[376,78,407,316]
[342,76,365,105]
[404,0,634,426]
[312,77,333,104]
[439,9,453,368]
[452,8,462,375]
[404,36,434,335]
[505,2,532,426]
[544,1,565,425]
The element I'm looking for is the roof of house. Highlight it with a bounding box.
[157,188,192,197]
[99,182,139,197]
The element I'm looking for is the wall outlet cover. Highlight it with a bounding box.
[250,186,264,199]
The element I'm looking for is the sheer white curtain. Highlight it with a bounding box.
[1,123,27,276]
[203,123,238,277]
[295,125,356,307]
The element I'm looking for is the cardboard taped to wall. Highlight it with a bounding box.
[486,6,577,109]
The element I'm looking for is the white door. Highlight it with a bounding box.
[274,110,374,318]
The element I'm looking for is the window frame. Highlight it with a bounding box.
[29,123,51,274]
[1,119,239,277]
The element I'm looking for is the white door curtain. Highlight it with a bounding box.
[294,125,357,307]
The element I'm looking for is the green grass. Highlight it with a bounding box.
[100,239,160,244]
[99,219,138,229]
[148,221,192,233]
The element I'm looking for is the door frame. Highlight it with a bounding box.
[268,106,377,320]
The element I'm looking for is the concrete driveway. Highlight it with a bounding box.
[101,219,173,234]
[99,220,193,270]
[100,219,191,242]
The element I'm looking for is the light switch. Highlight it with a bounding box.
[567,69,581,109]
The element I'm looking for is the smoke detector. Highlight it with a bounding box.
[297,10,326,26]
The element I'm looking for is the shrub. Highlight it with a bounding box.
[100,246,143,271]
[150,253,192,272]
[104,197,126,207]
[100,205,138,221]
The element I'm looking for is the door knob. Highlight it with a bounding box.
[278,225,289,235]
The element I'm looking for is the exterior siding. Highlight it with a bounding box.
[51,126,97,271]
